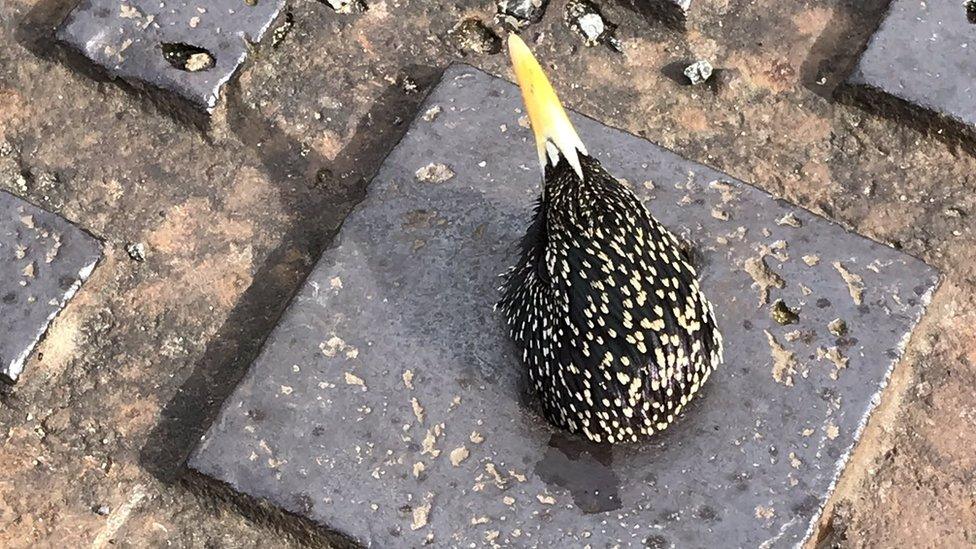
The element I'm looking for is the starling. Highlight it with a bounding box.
[497,35,724,444]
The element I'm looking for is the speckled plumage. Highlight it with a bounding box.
[498,154,723,443]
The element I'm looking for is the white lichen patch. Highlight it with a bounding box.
[802,254,820,266]
[411,398,425,424]
[45,233,62,263]
[832,261,865,305]
[485,462,506,488]
[825,422,840,440]
[412,461,425,478]
[402,369,414,389]
[760,240,789,262]
[320,335,358,359]
[410,495,432,530]
[344,372,366,389]
[415,163,455,183]
[469,431,484,444]
[764,330,797,386]
[776,212,802,227]
[449,446,469,466]
[755,505,775,524]
[818,346,849,379]
[422,105,442,122]
[745,255,785,305]
[119,4,142,18]
[536,494,556,505]
[708,179,740,203]
[421,424,444,457]
[711,208,730,221]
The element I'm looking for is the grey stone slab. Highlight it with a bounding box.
[189,65,940,547]
[845,0,976,145]
[56,0,286,113]
[1,191,102,382]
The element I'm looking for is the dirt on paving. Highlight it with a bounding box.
[0,0,973,547]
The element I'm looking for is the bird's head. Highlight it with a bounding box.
[508,34,588,181]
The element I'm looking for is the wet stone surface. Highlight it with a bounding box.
[0,191,101,382]
[56,0,287,112]
[189,66,940,547]
[845,0,976,144]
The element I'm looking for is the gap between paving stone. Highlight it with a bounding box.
[188,64,939,547]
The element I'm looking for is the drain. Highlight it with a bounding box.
[161,43,215,72]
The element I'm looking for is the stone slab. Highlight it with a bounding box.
[845,0,976,144]
[1,191,102,382]
[189,65,940,547]
[56,0,286,113]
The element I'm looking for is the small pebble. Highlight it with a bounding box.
[683,60,713,85]
[496,0,550,29]
[564,0,622,52]
[125,242,146,262]
[770,299,799,325]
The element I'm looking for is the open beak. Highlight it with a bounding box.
[508,34,587,180]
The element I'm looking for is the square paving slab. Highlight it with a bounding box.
[57,0,286,113]
[1,191,101,382]
[845,0,976,143]
[189,65,940,547]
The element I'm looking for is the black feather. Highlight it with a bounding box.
[498,154,723,443]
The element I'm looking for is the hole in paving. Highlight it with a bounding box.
[968,0,976,23]
[161,43,215,72]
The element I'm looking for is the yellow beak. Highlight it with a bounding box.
[508,34,587,179]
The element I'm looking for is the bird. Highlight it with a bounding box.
[497,34,724,444]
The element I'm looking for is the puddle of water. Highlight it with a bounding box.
[534,432,622,513]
